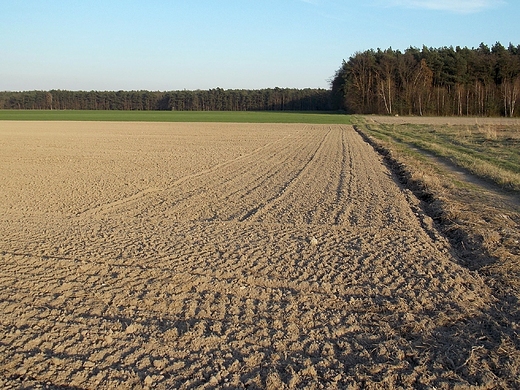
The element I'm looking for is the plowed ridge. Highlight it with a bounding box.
[0,122,505,389]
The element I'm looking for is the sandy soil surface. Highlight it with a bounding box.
[0,122,516,389]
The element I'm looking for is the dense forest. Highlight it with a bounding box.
[0,88,332,111]
[331,42,520,117]
[2,42,519,116]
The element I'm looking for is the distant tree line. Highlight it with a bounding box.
[0,88,332,111]
[331,42,520,117]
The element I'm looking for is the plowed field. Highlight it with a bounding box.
[0,122,515,389]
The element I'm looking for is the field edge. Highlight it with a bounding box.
[353,123,520,303]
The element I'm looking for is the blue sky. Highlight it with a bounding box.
[1,0,517,91]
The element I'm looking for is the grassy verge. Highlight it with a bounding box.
[0,110,352,124]
[361,121,520,191]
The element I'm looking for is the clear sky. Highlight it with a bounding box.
[1,0,517,91]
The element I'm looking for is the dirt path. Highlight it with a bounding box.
[366,115,520,126]
[0,122,516,389]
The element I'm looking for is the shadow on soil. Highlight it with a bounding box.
[2,287,519,389]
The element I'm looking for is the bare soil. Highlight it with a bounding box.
[0,121,518,389]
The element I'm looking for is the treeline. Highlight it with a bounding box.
[0,88,332,111]
[331,42,520,117]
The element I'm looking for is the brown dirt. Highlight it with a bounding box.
[0,121,518,389]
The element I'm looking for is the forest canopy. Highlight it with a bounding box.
[2,42,519,117]
[331,42,520,117]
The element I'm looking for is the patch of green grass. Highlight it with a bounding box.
[0,110,351,124]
